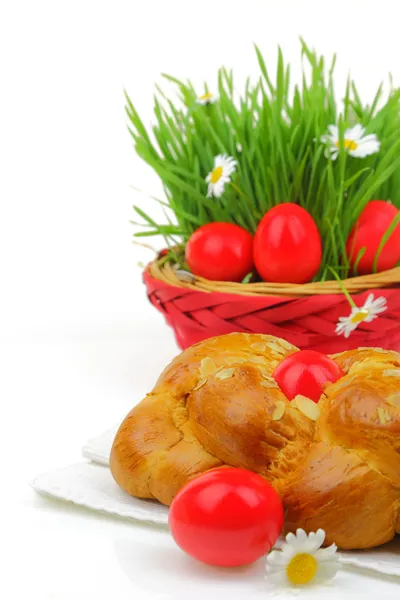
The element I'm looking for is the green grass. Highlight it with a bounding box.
[126,39,400,281]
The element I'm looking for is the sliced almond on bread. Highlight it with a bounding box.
[387,394,400,408]
[272,401,286,421]
[293,394,320,421]
[200,357,217,378]
[215,368,235,381]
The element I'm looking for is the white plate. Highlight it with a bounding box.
[31,428,400,578]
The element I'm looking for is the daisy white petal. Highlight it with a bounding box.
[295,529,308,543]
[350,139,380,158]
[265,564,282,574]
[305,529,325,553]
[363,295,387,314]
[315,529,325,544]
[328,124,339,137]
[364,308,387,321]
[335,317,357,338]
[267,564,288,577]
[285,532,298,545]
[330,150,339,160]
[345,124,365,140]
[374,303,387,313]
[210,182,224,198]
[337,315,349,323]
[267,551,290,566]
[321,122,380,159]
[357,133,380,144]
[266,570,288,586]
[345,326,357,338]
[335,294,387,337]
[364,293,375,307]
[314,543,338,561]
[266,529,340,587]
[205,154,237,198]
[375,305,388,314]
[315,561,341,582]
[281,544,297,559]
[337,327,352,339]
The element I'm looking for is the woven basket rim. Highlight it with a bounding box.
[148,260,400,297]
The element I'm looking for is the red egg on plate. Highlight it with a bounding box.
[169,467,284,567]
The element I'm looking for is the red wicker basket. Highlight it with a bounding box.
[144,261,400,353]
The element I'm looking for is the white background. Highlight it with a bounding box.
[1,1,400,598]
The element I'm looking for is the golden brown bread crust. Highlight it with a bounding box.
[110,333,400,549]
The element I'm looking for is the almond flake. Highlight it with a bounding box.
[216,368,235,381]
[224,357,237,366]
[294,394,320,421]
[260,379,278,389]
[383,369,400,378]
[272,401,286,421]
[224,356,246,366]
[276,338,296,351]
[335,375,356,389]
[257,367,271,378]
[248,356,266,365]
[377,407,391,425]
[193,378,207,391]
[265,341,282,354]
[200,357,217,378]
[250,342,267,352]
[387,394,400,408]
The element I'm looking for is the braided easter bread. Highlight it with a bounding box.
[110,333,400,549]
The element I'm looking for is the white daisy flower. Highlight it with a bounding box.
[205,154,237,198]
[335,294,387,338]
[266,529,340,587]
[196,92,218,106]
[321,124,380,160]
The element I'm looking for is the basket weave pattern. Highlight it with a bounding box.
[144,263,400,352]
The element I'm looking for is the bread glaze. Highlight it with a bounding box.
[110,333,400,549]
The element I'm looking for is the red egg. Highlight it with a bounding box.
[186,222,254,282]
[169,467,284,567]
[346,200,400,274]
[273,350,344,403]
[254,204,322,283]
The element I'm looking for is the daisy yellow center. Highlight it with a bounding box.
[210,166,223,184]
[335,139,358,151]
[350,309,369,324]
[200,93,213,101]
[286,553,318,585]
